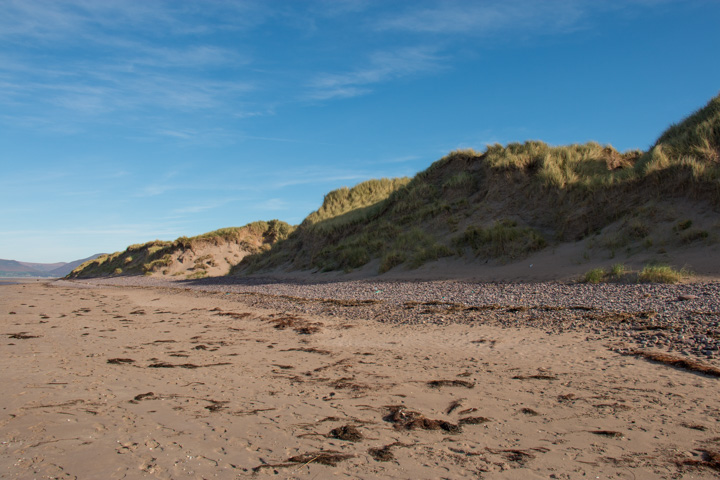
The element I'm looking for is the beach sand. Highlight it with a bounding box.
[1,280,719,479]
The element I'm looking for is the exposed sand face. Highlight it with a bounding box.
[153,241,251,278]
[1,281,719,479]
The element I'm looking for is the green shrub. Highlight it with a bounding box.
[609,263,627,278]
[379,250,406,273]
[625,220,650,240]
[638,264,686,284]
[142,254,172,273]
[409,243,453,268]
[680,229,709,244]
[674,219,693,232]
[583,268,607,283]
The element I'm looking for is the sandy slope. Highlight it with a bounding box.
[1,281,718,479]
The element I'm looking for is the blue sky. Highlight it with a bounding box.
[2,0,719,263]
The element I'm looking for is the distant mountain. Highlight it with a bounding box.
[0,254,105,277]
[18,261,66,273]
[49,254,104,277]
[0,259,47,277]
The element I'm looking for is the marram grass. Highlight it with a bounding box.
[638,264,687,284]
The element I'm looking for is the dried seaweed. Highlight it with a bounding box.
[445,399,464,414]
[283,347,332,355]
[268,316,303,329]
[267,316,323,334]
[328,425,363,441]
[368,442,405,462]
[458,416,490,425]
[485,446,549,465]
[329,377,368,391]
[677,449,720,471]
[204,400,228,412]
[427,380,475,388]
[215,311,251,319]
[295,325,322,335]
[322,298,380,307]
[513,374,558,380]
[593,403,632,414]
[557,393,577,402]
[287,451,354,466]
[132,392,158,402]
[383,405,461,433]
[107,358,135,365]
[147,362,231,369]
[590,430,623,438]
[7,332,39,339]
[621,349,720,377]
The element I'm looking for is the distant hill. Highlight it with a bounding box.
[18,261,66,273]
[49,254,105,277]
[0,259,49,277]
[68,221,292,279]
[0,254,106,278]
[234,93,720,278]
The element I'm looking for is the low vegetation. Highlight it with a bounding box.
[638,264,688,284]
[583,263,688,284]
[583,264,629,283]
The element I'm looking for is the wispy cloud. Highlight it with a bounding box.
[0,0,261,138]
[172,198,237,215]
[375,1,587,35]
[272,169,370,189]
[307,46,444,100]
[135,184,178,197]
[375,0,679,37]
[0,0,270,42]
[254,198,289,211]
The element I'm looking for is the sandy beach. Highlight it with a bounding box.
[1,278,719,479]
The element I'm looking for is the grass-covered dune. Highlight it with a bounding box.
[68,220,293,279]
[236,94,720,276]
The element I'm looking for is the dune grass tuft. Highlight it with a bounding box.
[638,264,687,284]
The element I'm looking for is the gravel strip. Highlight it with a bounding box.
[58,276,720,366]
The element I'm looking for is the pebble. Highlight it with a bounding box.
[63,276,720,367]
